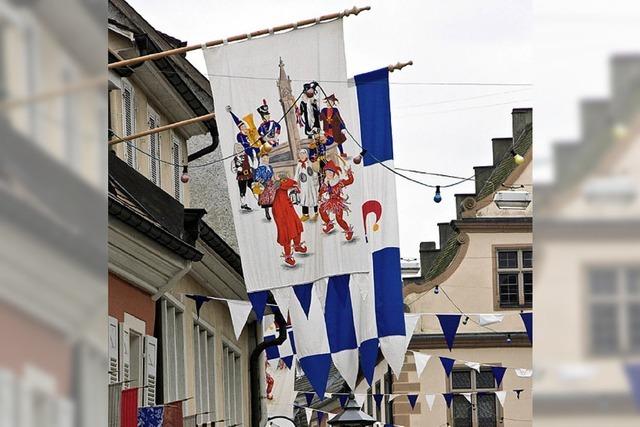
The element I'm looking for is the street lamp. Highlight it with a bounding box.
[328,393,376,426]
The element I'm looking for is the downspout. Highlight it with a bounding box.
[250,308,287,427]
[151,261,192,301]
[187,121,219,162]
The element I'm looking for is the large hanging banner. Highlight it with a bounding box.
[203,19,370,292]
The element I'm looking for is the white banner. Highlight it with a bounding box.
[203,20,370,293]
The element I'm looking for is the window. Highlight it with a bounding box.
[112,314,156,406]
[222,342,243,426]
[384,369,393,423]
[374,380,382,421]
[496,248,532,308]
[148,107,161,186]
[366,387,373,416]
[450,368,499,427]
[171,134,182,202]
[160,299,185,403]
[121,79,136,168]
[589,267,640,355]
[193,322,216,423]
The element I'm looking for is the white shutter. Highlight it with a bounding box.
[0,369,16,427]
[122,79,136,168]
[108,317,119,384]
[143,335,158,406]
[171,134,182,202]
[148,107,161,185]
[119,323,130,387]
[55,398,74,427]
[17,379,32,427]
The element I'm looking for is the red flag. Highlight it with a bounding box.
[120,388,139,427]
[162,402,183,427]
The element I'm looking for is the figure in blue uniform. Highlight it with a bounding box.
[227,106,260,161]
[257,100,281,148]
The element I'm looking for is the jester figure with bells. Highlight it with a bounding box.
[319,159,355,241]
[294,148,318,221]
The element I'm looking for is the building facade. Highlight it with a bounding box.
[108,1,258,425]
[354,108,533,426]
[534,55,640,427]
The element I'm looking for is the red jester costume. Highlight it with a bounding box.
[318,160,355,241]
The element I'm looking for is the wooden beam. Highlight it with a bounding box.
[108,112,215,146]
[108,6,371,69]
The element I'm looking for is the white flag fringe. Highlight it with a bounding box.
[412,351,431,378]
[495,390,507,407]
[478,314,504,326]
[515,368,533,378]
[227,300,253,340]
[462,392,472,404]
[425,394,436,411]
[464,361,481,373]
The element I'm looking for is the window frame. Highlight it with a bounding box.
[147,105,161,186]
[222,338,243,427]
[447,366,502,427]
[121,78,137,169]
[192,317,216,424]
[171,132,183,203]
[160,297,187,405]
[493,245,533,310]
[587,266,640,356]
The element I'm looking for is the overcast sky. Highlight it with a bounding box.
[127,0,640,259]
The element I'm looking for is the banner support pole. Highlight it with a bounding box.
[108,112,215,146]
[108,6,371,70]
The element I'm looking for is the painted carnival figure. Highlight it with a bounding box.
[319,94,348,158]
[257,99,281,148]
[252,155,276,221]
[272,176,307,267]
[318,160,355,241]
[227,106,260,161]
[231,143,255,212]
[299,82,320,139]
[294,148,318,221]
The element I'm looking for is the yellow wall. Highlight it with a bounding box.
[168,276,252,424]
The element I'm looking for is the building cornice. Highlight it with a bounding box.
[409,332,531,349]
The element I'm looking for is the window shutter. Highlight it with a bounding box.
[108,317,119,384]
[148,108,161,185]
[119,323,130,387]
[171,135,182,202]
[0,369,15,426]
[122,80,136,168]
[143,335,158,406]
[55,398,74,427]
[17,378,32,427]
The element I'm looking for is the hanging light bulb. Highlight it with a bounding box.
[181,165,190,183]
[506,333,512,344]
[433,185,442,203]
[462,316,469,325]
[434,285,439,295]
[353,149,367,165]
[511,149,524,165]
[612,123,629,140]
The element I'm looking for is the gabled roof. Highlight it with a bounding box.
[108,0,219,159]
[407,108,532,286]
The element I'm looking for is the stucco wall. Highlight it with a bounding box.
[168,273,252,423]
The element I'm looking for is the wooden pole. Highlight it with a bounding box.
[388,60,414,72]
[108,112,215,146]
[108,6,371,70]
